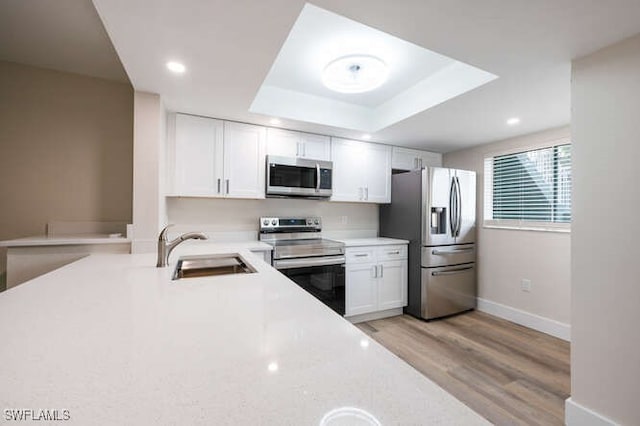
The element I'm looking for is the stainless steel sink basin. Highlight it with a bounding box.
[172,254,256,280]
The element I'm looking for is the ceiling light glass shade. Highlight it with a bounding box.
[322,55,389,94]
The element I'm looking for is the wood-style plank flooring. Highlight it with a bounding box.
[357,312,570,425]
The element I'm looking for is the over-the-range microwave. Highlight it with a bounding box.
[266,155,333,198]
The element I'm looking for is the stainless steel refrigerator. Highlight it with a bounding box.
[380,167,477,320]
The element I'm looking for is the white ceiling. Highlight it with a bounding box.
[0,0,128,82]
[250,4,497,133]
[90,0,640,152]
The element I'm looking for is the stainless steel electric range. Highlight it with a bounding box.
[259,217,345,315]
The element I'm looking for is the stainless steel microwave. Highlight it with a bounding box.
[266,155,333,198]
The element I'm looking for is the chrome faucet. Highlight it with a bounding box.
[156,225,208,267]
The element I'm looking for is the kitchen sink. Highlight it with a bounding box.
[172,254,256,280]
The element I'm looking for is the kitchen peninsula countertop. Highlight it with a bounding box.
[0,245,486,425]
[0,234,131,247]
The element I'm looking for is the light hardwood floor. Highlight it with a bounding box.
[357,311,570,425]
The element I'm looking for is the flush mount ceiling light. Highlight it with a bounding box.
[166,61,186,74]
[506,117,521,126]
[322,55,389,94]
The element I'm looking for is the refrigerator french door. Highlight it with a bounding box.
[422,167,476,246]
[380,167,477,321]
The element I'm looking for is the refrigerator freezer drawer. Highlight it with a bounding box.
[421,263,476,320]
[422,244,475,267]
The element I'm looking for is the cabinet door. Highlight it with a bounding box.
[331,138,365,202]
[392,147,420,171]
[300,133,331,161]
[377,260,408,310]
[418,151,443,168]
[266,128,299,158]
[345,263,378,316]
[223,122,266,199]
[173,114,224,195]
[364,143,392,203]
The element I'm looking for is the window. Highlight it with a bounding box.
[484,142,572,231]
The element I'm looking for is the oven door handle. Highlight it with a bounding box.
[274,255,345,270]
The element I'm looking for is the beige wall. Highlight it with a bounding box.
[0,61,133,287]
[444,126,571,331]
[569,33,640,425]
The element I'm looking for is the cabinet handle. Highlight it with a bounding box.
[296,142,300,157]
[379,264,383,277]
[226,179,230,194]
[414,158,418,169]
[354,253,368,257]
[217,178,221,194]
[420,158,423,168]
[365,187,369,200]
[372,265,377,278]
[387,250,400,255]
[302,143,306,157]
[359,187,363,200]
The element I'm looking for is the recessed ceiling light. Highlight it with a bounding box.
[362,134,371,140]
[506,117,521,126]
[166,61,186,74]
[269,118,282,125]
[322,55,389,94]
[267,362,278,372]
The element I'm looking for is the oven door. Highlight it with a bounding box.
[266,156,332,198]
[274,256,345,315]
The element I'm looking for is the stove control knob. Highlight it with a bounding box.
[314,219,319,225]
[271,219,277,226]
[263,219,269,226]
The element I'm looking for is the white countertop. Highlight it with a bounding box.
[0,245,486,425]
[336,237,409,247]
[0,234,131,247]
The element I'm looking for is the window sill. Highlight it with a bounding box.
[483,223,571,234]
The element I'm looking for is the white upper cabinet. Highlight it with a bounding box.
[392,147,442,171]
[172,114,224,196]
[223,122,266,199]
[169,114,266,199]
[266,128,330,161]
[331,138,392,203]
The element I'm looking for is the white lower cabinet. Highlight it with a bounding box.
[345,244,408,317]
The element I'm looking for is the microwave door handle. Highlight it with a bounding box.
[316,163,321,192]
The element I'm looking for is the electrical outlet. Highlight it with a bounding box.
[521,279,532,292]
[341,215,348,225]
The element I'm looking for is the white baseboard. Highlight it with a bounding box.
[476,298,571,341]
[346,308,403,324]
[565,398,618,426]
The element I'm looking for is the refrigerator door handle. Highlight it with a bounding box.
[431,266,473,276]
[432,247,474,255]
[449,177,456,236]
[455,176,462,237]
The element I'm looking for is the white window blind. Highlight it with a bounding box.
[484,144,571,229]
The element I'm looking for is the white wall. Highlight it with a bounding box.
[568,32,640,426]
[444,126,571,338]
[132,91,166,253]
[166,198,378,240]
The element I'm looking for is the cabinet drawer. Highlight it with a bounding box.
[376,245,407,261]
[346,248,376,264]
